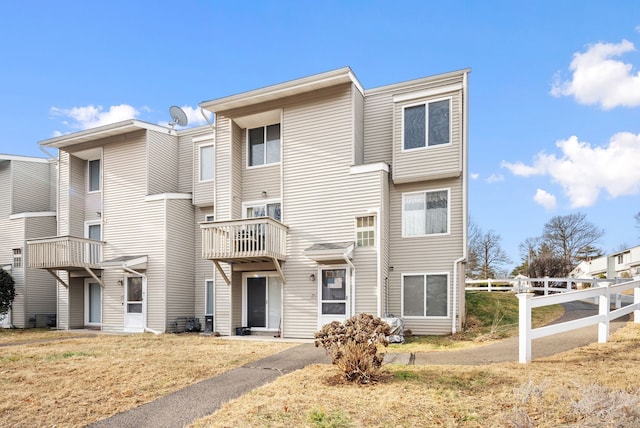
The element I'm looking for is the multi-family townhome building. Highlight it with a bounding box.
[27,66,469,337]
[28,122,212,333]
[571,244,640,279]
[0,154,57,328]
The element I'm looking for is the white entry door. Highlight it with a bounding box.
[124,276,145,332]
[84,279,102,327]
[318,267,350,327]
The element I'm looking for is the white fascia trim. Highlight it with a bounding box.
[145,193,192,202]
[392,83,463,103]
[193,135,214,143]
[350,162,389,174]
[0,154,50,163]
[9,211,57,219]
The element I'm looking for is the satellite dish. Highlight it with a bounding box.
[168,105,188,128]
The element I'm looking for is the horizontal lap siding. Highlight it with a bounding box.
[165,199,195,330]
[147,131,178,195]
[392,90,462,183]
[68,277,84,329]
[11,161,52,214]
[69,155,86,237]
[192,137,215,206]
[1,214,24,326]
[388,177,464,335]
[281,84,384,338]
[363,91,393,164]
[102,135,166,331]
[25,216,57,318]
[194,206,214,319]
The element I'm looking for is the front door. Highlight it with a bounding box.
[243,275,282,331]
[84,279,102,327]
[318,267,350,327]
[124,276,145,332]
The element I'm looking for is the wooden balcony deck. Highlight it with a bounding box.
[27,236,105,270]
[201,217,288,264]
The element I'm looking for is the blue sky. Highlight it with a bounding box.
[1,1,639,270]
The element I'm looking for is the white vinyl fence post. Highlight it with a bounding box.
[518,293,534,363]
[544,277,549,295]
[598,282,611,343]
[488,278,492,292]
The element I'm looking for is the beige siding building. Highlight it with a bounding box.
[25,67,469,337]
[0,155,57,328]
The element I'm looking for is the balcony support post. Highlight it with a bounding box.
[84,267,105,288]
[46,269,69,288]
[213,261,231,286]
[272,257,286,284]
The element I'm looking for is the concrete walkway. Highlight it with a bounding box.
[89,300,628,427]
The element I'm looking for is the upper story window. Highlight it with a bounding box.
[356,216,375,247]
[12,248,22,268]
[204,213,215,222]
[245,202,281,222]
[199,144,214,182]
[88,159,101,192]
[403,98,450,150]
[248,123,280,167]
[402,189,449,237]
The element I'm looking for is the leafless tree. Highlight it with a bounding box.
[467,220,512,279]
[542,213,604,276]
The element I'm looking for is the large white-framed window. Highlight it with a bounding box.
[199,144,214,182]
[205,279,214,315]
[355,215,375,247]
[88,158,101,192]
[402,273,449,318]
[402,189,449,237]
[12,248,22,268]
[243,200,282,222]
[248,123,280,167]
[403,97,451,150]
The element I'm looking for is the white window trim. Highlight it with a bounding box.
[401,272,450,319]
[401,188,451,237]
[242,198,282,219]
[85,220,102,240]
[401,96,452,152]
[12,248,23,269]
[198,143,215,183]
[241,272,283,331]
[87,158,102,193]
[205,279,214,316]
[355,215,376,248]
[204,213,215,222]
[317,264,351,322]
[246,123,282,169]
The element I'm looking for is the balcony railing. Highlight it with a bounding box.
[27,236,105,270]
[201,217,288,262]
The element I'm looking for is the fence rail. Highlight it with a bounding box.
[465,277,631,295]
[517,278,640,363]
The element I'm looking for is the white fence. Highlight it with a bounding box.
[466,277,602,295]
[517,278,640,363]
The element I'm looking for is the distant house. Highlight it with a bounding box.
[570,244,640,279]
[0,154,57,328]
[26,67,471,337]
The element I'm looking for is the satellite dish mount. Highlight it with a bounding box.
[168,106,188,129]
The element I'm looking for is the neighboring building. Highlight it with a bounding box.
[0,154,57,328]
[27,67,470,337]
[571,244,640,279]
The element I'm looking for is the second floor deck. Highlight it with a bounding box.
[27,236,105,270]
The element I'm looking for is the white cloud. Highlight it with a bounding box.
[551,39,640,109]
[470,172,479,180]
[486,173,504,183]
[50,104,139,130]
[180,106,212,126]
[503,132,640,207]
[533,189,557,210]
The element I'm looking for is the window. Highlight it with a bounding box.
[356,216,375,247]
[403,98,450,150]
[204,214,215,222]
[402,274,448,317]
[246,202,281,222]
[199,144,214,182]
[403,190,448,236]
[12,248,22,268]
[248,123,280,166]
[205,280,214,315]
[88,159,101,192]
[617,254,624,264]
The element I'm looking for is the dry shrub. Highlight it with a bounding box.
[314,313,390,384]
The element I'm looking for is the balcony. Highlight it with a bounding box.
[201,217,288,264]
[27,236,105,271]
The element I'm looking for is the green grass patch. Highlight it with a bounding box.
[46,351,95,361]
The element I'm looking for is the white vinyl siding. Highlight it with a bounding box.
[147,130,179,195]
[11,161,53,214]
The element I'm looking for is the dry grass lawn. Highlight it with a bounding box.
[192,323,640,427]
[0,331,295,427]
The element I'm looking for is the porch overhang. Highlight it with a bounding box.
[304,242,355,263]
[100,255,148,272]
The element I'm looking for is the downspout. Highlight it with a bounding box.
[368,208,382,317]
[452,70,470,335]
[344,255,356,317]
